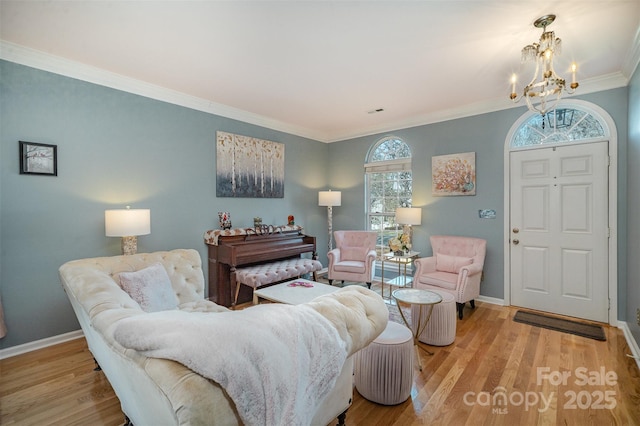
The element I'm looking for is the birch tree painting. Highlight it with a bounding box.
[216,131,285,198]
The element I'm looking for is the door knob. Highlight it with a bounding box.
[512,227,519,234]
[513,239,520,245]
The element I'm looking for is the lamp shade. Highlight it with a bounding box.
[105,209,151,237]
[396,207,421,225]
[318,190,342,207]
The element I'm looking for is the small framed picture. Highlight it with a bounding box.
[19,141,57,176]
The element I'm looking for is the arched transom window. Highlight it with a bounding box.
[511,106,607,148]
[365,136,412,249]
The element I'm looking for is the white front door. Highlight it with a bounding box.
[510,142,609,322]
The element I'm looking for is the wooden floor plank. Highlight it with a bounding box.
[1,299,639,425]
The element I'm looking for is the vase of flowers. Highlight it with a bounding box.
[389,233,411,255]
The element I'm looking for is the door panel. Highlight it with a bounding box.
[521,246,548,292]
[561,185,591,232]
[510,142,608,322]
[561,249,591,298]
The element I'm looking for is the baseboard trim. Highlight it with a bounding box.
[0,329,84,360]
[476,295,504,306]
[617,321,640,371]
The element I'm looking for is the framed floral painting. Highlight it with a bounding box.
[432,152,475,196]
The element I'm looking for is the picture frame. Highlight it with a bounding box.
[19,141,57,176]
[432,151,476,196]
[216,131,284,198]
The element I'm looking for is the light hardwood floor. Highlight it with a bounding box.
[2,300,639,425]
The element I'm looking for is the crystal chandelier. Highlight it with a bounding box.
[509,14,579,119]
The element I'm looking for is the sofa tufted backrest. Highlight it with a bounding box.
[59,249,206,321]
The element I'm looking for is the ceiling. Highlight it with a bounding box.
[1,1,639,143]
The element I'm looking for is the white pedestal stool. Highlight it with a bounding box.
[353,321,413,405]
[411,289,456,346]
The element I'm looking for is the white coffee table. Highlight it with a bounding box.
[253,279,339,305]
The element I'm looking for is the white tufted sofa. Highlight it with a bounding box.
[59,249,388,426]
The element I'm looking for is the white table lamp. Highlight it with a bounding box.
[105,207,151,255]
[396,207,421,248]
[318,190,341,252]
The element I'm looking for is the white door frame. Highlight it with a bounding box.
[503,100,618,325]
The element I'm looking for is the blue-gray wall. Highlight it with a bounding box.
[0,58,633,350]
[0,60,329,348]
[628,64,640,343]
[328,89,629,313]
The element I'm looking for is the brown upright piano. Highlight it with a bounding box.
[204,226,318,307]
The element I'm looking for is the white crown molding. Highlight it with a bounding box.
[622,24,640,79]
[0,40,633,144]
[325,71,629,143]
[0,41,325,142]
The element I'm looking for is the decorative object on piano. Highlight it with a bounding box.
[247,224,282,235]
[288,215,295,225]
[254,217,262,227]
[105,206,151,255]
[318,190,341,252]
[218,211,232,230]
[204,225,303,246]
[216,131,285,198]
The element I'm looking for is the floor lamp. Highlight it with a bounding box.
[318,190,341,252]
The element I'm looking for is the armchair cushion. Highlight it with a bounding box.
[435,254,473,274]
[417,271,458,290]
[333,261,366,274]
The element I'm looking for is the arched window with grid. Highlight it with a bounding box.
[365,136,413,250]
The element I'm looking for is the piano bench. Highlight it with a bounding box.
[233,258,324,306]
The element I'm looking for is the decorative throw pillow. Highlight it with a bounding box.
[119,263,178,312]
[435,253,473,273]
[341,246,367,262]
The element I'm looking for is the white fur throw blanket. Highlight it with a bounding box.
[113,303,347,426]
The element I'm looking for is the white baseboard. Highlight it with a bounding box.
[477,295,505,306]
[0,329,84,360]
[617,321,640,371]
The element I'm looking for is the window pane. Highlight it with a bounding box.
[368,214,400,248]
[511,107,606,148]
[370,138,411,162]
[366,137,412,239]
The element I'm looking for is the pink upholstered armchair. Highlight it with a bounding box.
[327,231,377,289]
[413,235,486,319]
